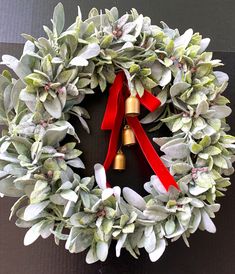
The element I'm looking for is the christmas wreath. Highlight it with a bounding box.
[0,3,234,264]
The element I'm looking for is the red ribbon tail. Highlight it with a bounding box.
[103,95,125,171]
[101,72,126,172]
[126,116,179,191]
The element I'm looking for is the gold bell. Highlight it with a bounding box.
[113,150,126,170]
[122,125,136,146]
[125,96,140,117]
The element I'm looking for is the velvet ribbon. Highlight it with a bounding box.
[101,71,179,191]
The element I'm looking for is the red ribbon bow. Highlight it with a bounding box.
[101,71,179,191]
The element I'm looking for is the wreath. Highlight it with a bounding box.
[0,3,234,264]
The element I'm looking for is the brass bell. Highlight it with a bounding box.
[122,125,136,146]
[113,150,126,170]
[125,96,140,117]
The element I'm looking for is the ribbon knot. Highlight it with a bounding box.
[101,71,179,191]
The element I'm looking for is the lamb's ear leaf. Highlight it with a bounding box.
[149,238,166,262]
[24,221,44,246]
[2,55,31,80]
[23,200,50,221]
[44,97,62,119]
[96,241,109,262]
[115,234,127,257]
[77,44,100,60]
[198,38,210,54]
[159,68,171,87]
[69,57,88,67]
[53,2,65,35]
[165,219,176,235]
[43,125,68,146]
[213,71,229,84]
[86,246,99,264]
[200,209,216,233]
[174,28,193,49]
[67,158,85,169]
[0,177,24,197]
[123,187,146,210]
[94,164,106,190]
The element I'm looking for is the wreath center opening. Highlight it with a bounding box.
[70,86,171,194]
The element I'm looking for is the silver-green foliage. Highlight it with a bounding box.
[0,2,234,264]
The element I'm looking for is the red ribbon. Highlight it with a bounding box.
[101,71,179,191]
